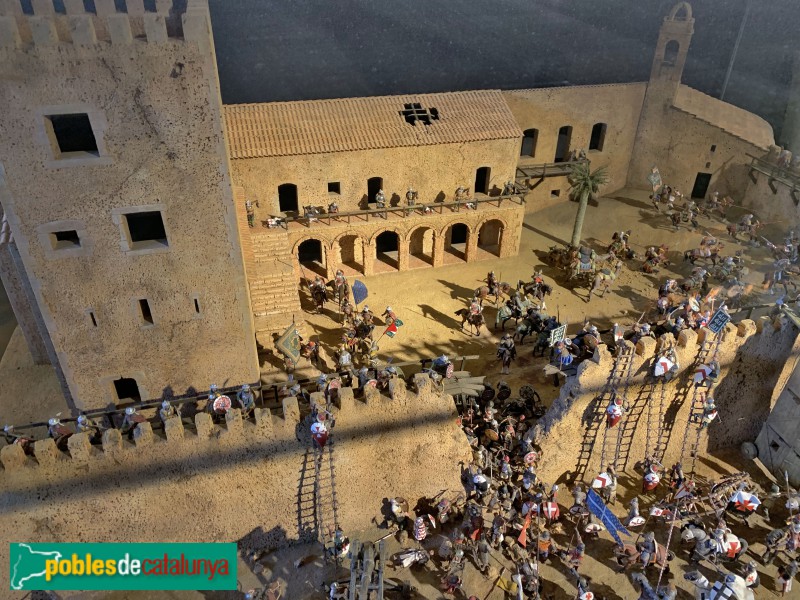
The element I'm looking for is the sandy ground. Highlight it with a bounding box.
[0,189,792,599]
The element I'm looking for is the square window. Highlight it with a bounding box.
[328,182,341,195]
[123,211,168,250]
[49,230,81,251]
[46,114,98,155]
[113,377,141,403]
[551,189,561,199]
[138,298,154,326]
[710,145,717,152]
[705,162,711,168]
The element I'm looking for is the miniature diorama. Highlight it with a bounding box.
[0,0,799,598]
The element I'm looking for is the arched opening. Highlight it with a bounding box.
[669,2,692,21]
[336,234,364,275]
[663,40,680,66]
[409,226,434,268]
[298,238,326,276]
[477,219,504,257]
[554,126,573,162]
[520,128,538,157]
[474,167,491,196]
[374,231,399,272]
[589,123,607,152]
[278,183,299,214]
[367,177,383,206]
[444,223,469,263]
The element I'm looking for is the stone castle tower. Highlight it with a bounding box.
[0,0,259,409]
[628,1,695,186]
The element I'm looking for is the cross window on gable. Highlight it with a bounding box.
[400,103,440,126]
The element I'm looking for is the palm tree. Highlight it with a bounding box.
[568,163,609,247]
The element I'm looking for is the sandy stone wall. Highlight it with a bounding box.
[741,169,800,224]
[0,2,259,409]
[229,138,520,217]
[535,317,799,484]
[0,377,470,580]
[503,84,647,211]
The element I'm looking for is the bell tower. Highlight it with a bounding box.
[648,2,695,101]
[627,2,695,189]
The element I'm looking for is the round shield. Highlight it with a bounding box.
[445,363,454,378]
[585,523,605,533]
[484,429,499,442]
[524,451,538,465]
[481,387,496,403]
[628,516,646,527]
[570,506,590,517]
[213,395,232,413]
[520,385,536,401]
[497,387,511,402]
[365,379,378,388]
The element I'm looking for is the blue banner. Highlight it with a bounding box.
[587,489,630,546]
[352,280,368,305]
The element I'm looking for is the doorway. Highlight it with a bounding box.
[367,177,383,205]
[375,231,399,271]
[298,238,326,276]
[114,377,141,403]
[474,167,491,195]
[444,223,469,262]
[278,183,298,213]
[690,172,712,199]
[478,220,503,256]
[554,126,573,162]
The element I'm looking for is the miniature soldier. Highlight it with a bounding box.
[237,383,255,418]
[341,298,354,326]
[375,189,386,209]
[469,296,483,315]
[698,396,718,429]
[502,181,515,196]
[777,560,798,596]
[245,199,255,227]
[537,530,557,562]
[328,200,339,214]
[744,561,760,589]
[762,483,782,522]
[522,465,538,491]
[406,187,417,207]
[638,531,657,568]
[643,460,661,492]
[606,396,625,428]
[627,497,641,524]
[571,484,587,512]
[602,465,618,505]
[472,468,490,502]
[360,305,374,325]
[75,414,100,438]
[669,462,685,491]
[382,305,397,323]
[473,532,491,573]
[497,333,516,375]
[455,186,468,202]
[389,497,410,531]
[310,413,329,448]
[567,541,586,570]
[740,213,754,227]
[119,406,141,438]
[159,400,176,424]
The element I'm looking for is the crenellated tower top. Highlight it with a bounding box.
[0,0,211,49]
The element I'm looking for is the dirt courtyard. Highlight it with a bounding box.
[0,188,791,599]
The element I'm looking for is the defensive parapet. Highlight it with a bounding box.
[536,316,800,483]
[0,0,211,48]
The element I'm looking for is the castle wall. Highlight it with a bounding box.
[535,318,799,484]
[0,378,471,568]
[229,138,520,217]
[741,169,800,224]
[502,84,647,211]
[0,1,259,409]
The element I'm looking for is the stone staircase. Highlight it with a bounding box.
[233,187,303,349]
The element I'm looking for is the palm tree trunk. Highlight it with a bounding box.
[570,190,590,247]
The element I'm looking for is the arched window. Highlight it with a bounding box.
[589,123,607,152]
[554,126,573,162]
[520,128,538,157]
[663,40,680,66]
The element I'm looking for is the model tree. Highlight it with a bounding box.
[569,163,609,247]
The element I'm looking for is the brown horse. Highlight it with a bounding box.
[454,308,485,337]
[588,260,623,301]
[474,282,512,305]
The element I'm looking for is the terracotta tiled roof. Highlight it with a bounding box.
[223,90,523,159]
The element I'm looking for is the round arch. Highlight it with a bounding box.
[442,222,470,263]
[668,2,692,21]
[477,218,505,257]
[332,232,366,276]
[408,225,435,268]
[295,237,328,277]
[373,230,401,272]
[368,227,406,246]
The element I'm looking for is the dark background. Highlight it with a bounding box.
[207,0,798,142]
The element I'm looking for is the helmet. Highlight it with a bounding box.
[386,306,392,311]
[161,400,171,409]
[210,383,218,392]
[503,455,510,462]
[540,530,551,540]
[676,317,684,326]
[771,483,781,494]
[125,407,136,416]
[3,424,13,433]
[48,418,59,426]
[589,325,598,335]
[747,560,757,570]
[712,528,725,540]
[681,529,695,542]
[792,522,800,533]
[77,415,88,424]
[614,397,623,406]
[241,383,250,391]
[576,543,585,552]
[362,305,369,311]
[644,532,654,542]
